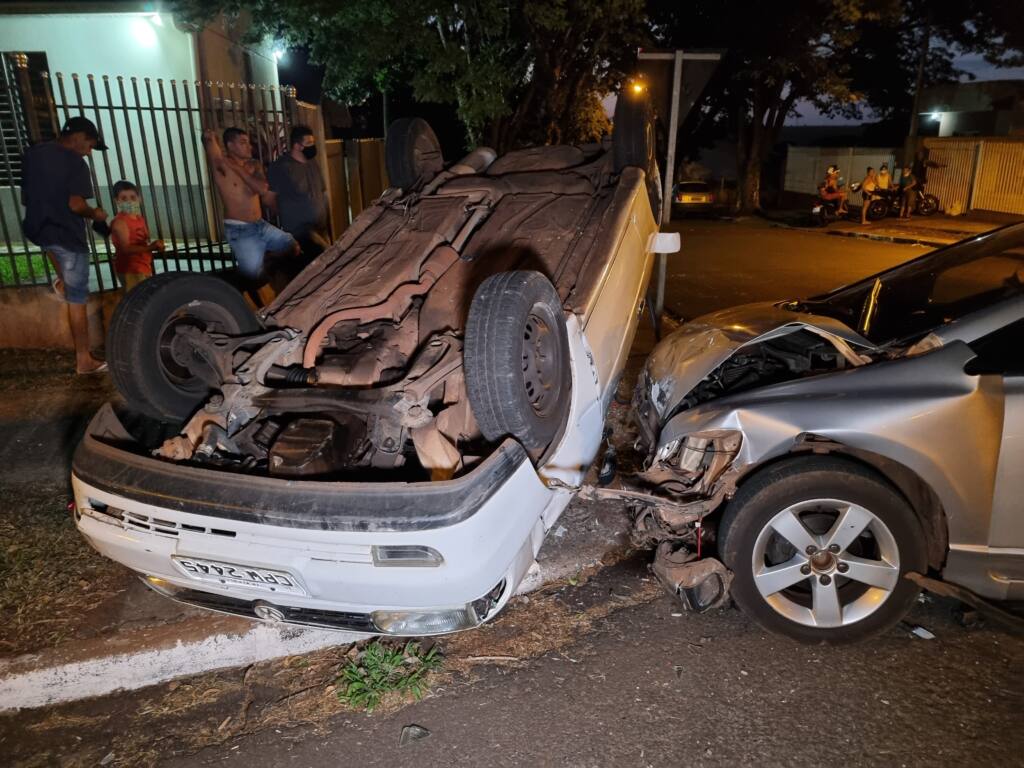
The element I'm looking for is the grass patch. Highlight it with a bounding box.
[336,641,442,713]
[0,480,132,655]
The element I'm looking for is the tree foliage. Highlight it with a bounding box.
[174,0,648,149]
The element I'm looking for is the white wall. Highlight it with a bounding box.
[784,146,899,195]
[0,12,196,82]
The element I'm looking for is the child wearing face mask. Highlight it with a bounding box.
[111,179,164,291]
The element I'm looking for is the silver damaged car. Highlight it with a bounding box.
[629,222,1024,643]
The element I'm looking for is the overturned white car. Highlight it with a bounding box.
[73,99,678,636]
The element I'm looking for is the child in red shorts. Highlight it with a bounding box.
[111,180,164,290]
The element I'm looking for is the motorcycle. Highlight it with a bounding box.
[811,180,860,225]
[865,186,939,221]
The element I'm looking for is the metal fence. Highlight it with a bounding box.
[0,52,298,290]
[923,137,1024,216]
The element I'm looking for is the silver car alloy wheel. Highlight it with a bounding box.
[750,498,901,629]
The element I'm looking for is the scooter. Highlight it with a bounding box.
[812,181,860,225]
[865,187,939,221]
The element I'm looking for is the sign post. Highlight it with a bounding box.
[636,50,721,323]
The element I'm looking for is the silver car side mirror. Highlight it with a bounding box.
[648,232,681,254]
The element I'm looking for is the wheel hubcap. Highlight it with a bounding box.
[521,308,561,417]
[751,499,901,629]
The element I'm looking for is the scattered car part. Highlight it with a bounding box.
[905,572,1024,636]
[651,541,733,612]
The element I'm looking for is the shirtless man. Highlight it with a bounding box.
[202,128,298,279]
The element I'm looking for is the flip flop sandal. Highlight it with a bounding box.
[76,361,109,375]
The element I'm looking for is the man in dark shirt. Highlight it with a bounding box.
[268,125,330,268]
[21,116,108,374]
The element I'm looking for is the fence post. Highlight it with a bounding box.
[968,140,984,212]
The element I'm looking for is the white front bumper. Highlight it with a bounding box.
[72,459,573,633]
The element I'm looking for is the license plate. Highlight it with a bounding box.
[172,556,306,596]
[681,195,707,203]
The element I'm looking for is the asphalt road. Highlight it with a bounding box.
[663,218,929,320]
[171,563,1024,768]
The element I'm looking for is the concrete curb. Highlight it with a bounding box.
[0,510,630,712]
[824,229,955,248]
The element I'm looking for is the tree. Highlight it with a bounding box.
[651,0,893,213]
[652,0,1023,212]
[174,0,647,150]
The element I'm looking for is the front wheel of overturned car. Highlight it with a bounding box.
[464,271,572,455]
[717,456,926,644]
[107,272,261,422]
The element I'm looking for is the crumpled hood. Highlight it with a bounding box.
[643,302,880,420]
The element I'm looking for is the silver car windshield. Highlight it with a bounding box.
[798,223,1024,345]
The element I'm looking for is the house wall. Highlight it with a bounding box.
[0,10,283,271]
[783,146,899,195]
[0,12,196,82]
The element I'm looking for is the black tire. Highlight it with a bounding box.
[107,272,260,421]
[916,194,939,216]
[385,117,444,189]
[718,456,926,644]
[866,198,888,221]
[613,91,660,220]
[464,271,571,454]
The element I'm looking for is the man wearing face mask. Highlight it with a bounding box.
[268,125,330,267]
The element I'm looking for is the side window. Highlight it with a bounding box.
[966,318,1024,375]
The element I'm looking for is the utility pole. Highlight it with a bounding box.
[905,23,930,165]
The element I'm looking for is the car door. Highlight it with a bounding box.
[964,316,1024,597]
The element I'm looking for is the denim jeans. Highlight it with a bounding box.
[224,219,296,279]
[44,244,90,304]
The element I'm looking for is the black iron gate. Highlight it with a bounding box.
[0,52,297,290]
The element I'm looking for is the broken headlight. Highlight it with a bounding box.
[654,429,743,491]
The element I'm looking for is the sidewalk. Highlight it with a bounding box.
[757,208,1021,247]
[0,318,668,711]
[824,211,1018,247]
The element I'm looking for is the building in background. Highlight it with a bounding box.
[0,1,280,90]
[919,80,1024,138]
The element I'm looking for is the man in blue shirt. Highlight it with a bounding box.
[21,116,109,374]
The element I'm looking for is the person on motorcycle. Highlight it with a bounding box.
[819,165,847,215]
[860,166,879,225]
[899,166,917,219]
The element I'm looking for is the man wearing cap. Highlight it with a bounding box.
[20,116,108,374]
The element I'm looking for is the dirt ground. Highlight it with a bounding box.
[0,350,137,655]
[0,559,663,767]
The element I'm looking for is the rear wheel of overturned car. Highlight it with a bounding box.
[717,456,926,644]
[464,271,572,455]
[107,272,260,422]
[385,117,444,189]
[612,91,661,220]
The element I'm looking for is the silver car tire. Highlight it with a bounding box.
[718,456,926,644]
